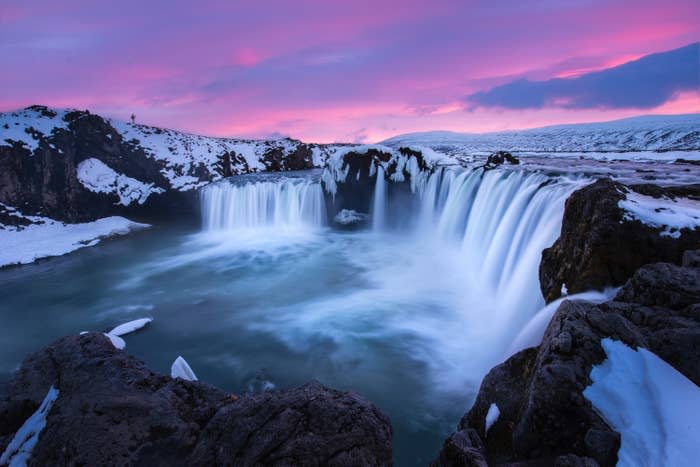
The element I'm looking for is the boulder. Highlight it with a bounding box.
[540,179,700,303]
[0,334,392,466]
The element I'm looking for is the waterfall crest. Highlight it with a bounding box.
[200,178,326,231]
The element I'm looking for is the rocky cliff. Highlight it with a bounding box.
[0,333,392,466]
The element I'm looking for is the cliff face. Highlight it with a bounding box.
[0,106,326,224]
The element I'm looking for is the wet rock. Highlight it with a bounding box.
[435,259,700,466]
[683,249,700,267]
[482,151,519,170]
[540,178,700,302]
[0,334,392,466]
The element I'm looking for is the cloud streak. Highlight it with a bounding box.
[467,43,699,110]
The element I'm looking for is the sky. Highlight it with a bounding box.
[1,0,699,143]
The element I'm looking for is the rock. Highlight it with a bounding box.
[0,334,392,466]
[482,151,519,170]
[614,262,700,310]
[540,179,700,302]
[683,249,700,267]
[435,260,700,466]
[431,429,488,467]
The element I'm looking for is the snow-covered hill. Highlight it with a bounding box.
[382,114,700,155]
[0,106,337,193]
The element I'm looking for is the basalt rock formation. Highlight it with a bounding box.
[433,253,700,466]
[539,178,700,303]
[0,333,392,466]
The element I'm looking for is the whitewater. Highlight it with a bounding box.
[0,165,590,465]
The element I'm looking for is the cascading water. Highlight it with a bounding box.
[200,178,326,231]
[371,166,388,231]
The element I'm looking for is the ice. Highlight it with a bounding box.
[171,356,197,381]
[333,209,368,225]
[77,158,165,206]
[485,403,500,434]
[584,338,700,467]
[108,318,153,337]
[0,385,59,467]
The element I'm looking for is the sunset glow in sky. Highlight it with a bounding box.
[1,0,699,142]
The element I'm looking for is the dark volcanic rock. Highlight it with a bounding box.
[0,334,392,466]
[539,178,700,302]
[435,259,700,466]
[482,151,519,170]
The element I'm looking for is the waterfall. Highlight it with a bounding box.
[371,166,387,231]
[370,166,585,321]
[200,178,326,231]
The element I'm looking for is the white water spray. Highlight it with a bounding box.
[371,166,387,231]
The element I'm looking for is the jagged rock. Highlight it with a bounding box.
[0,334,392,466]
[434,259,700,466]
[683,249,700,267]
[540,179,700,302]
[482,151,519,170]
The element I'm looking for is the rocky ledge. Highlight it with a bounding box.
[0,334,392,466]
[434,252,700,466]
[540,178,700,303]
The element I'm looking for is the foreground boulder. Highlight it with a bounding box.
[0,334,392,466]
[434,255,700,466]
[540,178,700,302]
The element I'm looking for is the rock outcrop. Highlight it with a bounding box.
[434,253,700,466]
[540,178,700,303]
[0,106,321,226]
[0,333,392,466]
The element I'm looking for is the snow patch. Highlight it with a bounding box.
[0,211,150,268]
[485,403,500,435]
[77,158,165,206]
[584,338,700,467]
[171,356,197,381]
[103,333,126,350]
[0,107,70,152]
[108,318,153,337]
[619,190,700,238]
[0,386,59,467]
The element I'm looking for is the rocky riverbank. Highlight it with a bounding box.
[0,333,392,466]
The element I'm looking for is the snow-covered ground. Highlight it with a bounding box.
[382,114,700,155]
[0,107,69,152]
[584,338,700,467]
[619,190,700,238]
[0,207,149,267]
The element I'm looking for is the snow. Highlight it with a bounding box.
[0,212,150,268]
[0,107,69,152]
[485,403,500,435]
[171,356,197,381]
[506,289,618,357]
[0,385,59,467]
[77,158,165,206]
[333,209,368,225]
[108,318,153,337]
[108,120,330,191]
[382,114,700,154]
[619,190,700,238]
[103,333,126,350]
[584,338,700,467]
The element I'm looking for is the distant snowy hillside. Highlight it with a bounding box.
[0,106,337,193]
[382,114,700,155]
